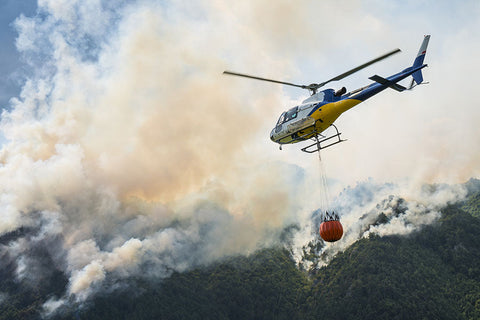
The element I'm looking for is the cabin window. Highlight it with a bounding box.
[285,106,298,122]
[276,106,299,129]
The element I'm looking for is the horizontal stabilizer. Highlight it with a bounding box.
[369,75,406,92]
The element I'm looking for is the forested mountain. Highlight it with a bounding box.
[64,189,480,320]
[307,204,480,319]
[1,185,480,319]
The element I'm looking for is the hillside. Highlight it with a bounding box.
[1,188,480,319]
[65,248,310,320]
[307,204,480,319]
[64,193,480,320]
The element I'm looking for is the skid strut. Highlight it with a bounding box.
[301,124,346,153]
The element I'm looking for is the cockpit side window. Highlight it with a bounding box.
[285,106,298,122]
[276,106,299,128]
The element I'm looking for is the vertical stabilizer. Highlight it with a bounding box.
[411,35,430,86]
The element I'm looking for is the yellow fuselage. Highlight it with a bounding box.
[275,98,362,144]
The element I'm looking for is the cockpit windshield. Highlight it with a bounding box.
[276,112,286,126]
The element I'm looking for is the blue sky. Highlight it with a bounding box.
[0,0,36,108]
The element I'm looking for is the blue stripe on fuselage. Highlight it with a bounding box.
[306,89,339,116]
[306,63,426,116]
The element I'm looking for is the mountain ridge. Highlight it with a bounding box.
[1,183,479,319]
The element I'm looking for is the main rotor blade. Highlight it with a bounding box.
[223,71,306,89]
[224,48,401,94]
[317,48,401,88]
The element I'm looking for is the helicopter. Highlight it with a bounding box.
[224,35,430,153]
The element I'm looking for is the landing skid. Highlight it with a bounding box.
[300,124,346,153]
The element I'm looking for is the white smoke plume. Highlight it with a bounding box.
[293,179,470,269]
[0,0,317,311]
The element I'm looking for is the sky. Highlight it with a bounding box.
[0,0,36,106]
[0,0,479,313]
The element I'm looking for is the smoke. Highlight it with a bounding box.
[294,179,469,269]
[0,1,320,312]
